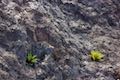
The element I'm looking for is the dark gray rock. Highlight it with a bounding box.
[0,0,120,80]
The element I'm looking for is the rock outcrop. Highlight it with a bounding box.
[0,0,120,80]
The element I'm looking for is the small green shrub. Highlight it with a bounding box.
[90,50,104,61]
[26,52,38,64]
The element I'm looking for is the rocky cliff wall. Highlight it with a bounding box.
[0,0,120,80]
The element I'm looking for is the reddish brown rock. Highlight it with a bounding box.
[35,27,49,42]
[114,67,120,79]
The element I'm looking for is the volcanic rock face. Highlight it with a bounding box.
[0,0,120,80]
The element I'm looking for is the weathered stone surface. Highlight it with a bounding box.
[0,0,120,80]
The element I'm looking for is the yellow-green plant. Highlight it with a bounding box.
[90,50,104,61]
[26,52,38,64]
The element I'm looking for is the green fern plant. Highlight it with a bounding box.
[90,50,104,61]
[26,52,38,64]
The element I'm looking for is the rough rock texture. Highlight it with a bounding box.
[0,0,120,80]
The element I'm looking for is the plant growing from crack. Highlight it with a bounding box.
[90,50,104,61]
[26,52,38,77]
[26,52,38,65]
